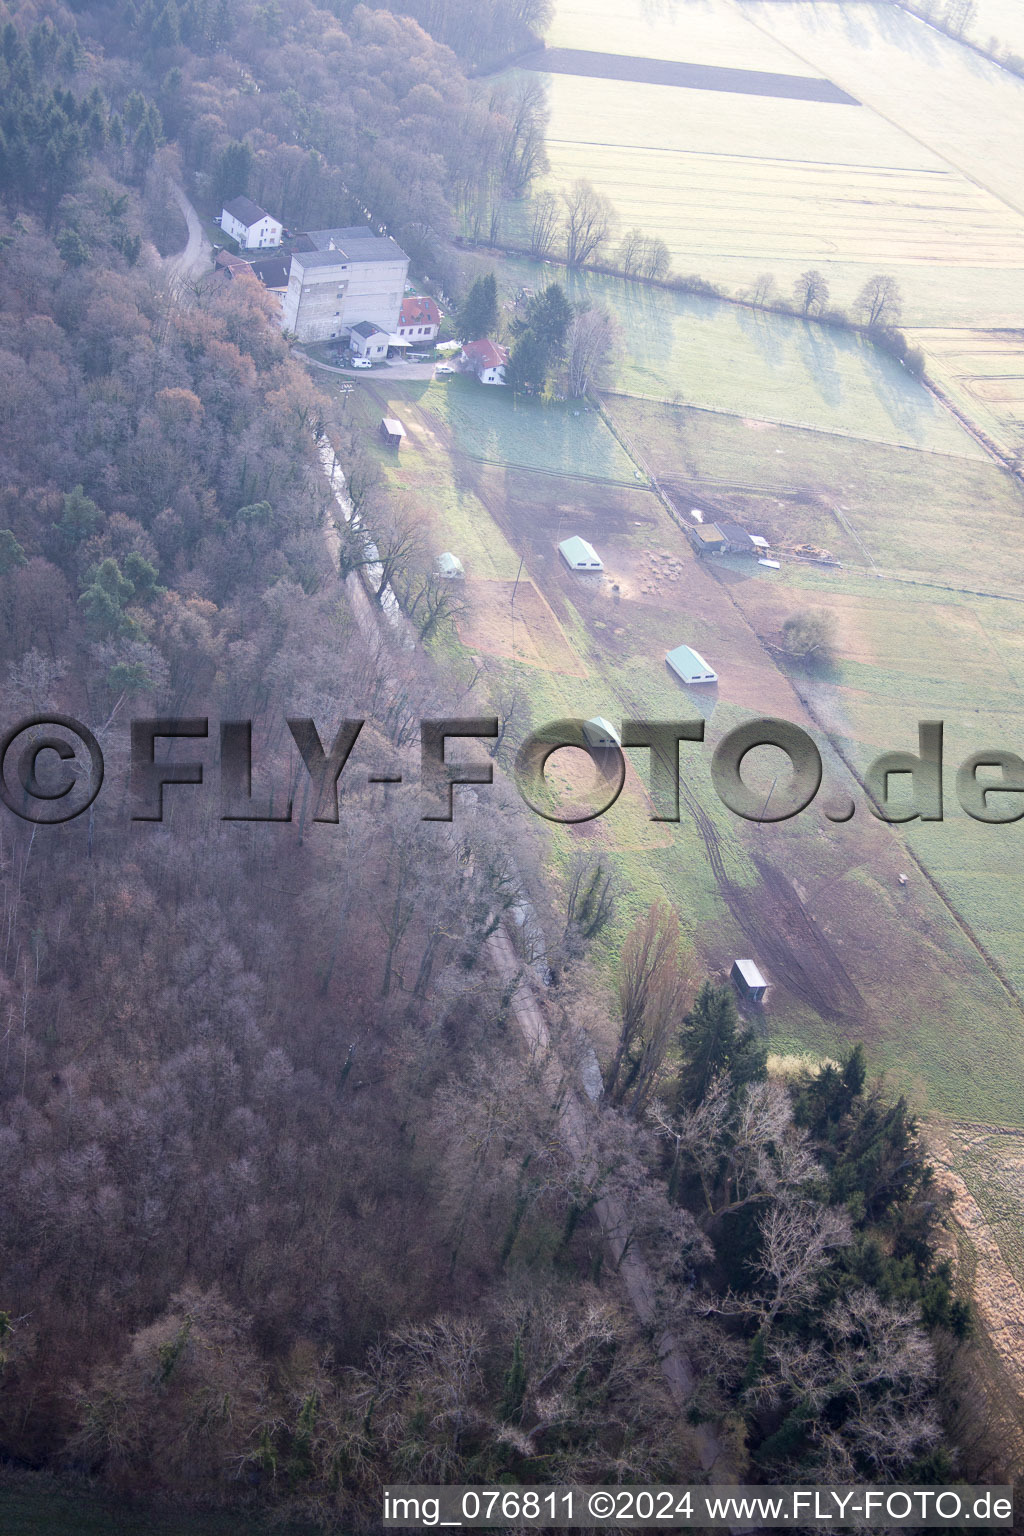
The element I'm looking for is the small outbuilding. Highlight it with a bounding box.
[666,644,717,684]
[689,524,727,557]
[731,958,768,1003]
[436,552,464,579]
[717,520,758,556]
[350,320,390,360]
[379,417,406,448]
[559,535,603,571]
[582,717,621,750]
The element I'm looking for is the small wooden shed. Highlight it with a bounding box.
[379,417,406,448]
[731,958,768,1003]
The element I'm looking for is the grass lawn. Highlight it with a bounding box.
[461,252,985,456]
[327,371,1024,1138]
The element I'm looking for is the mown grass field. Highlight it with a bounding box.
[910,327,1024,456]
[504,0,1024,326]
[967,0,1024,59]
[331,371,1024,1137]
[601,394,1024,1121]
[463,251,983,455]
[545,0,817,72]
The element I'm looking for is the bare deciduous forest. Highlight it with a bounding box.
[0,0,1009,1528]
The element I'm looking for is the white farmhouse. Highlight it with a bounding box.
[220,196,283,250]
[280,226,409,345]
[461,338,509,385]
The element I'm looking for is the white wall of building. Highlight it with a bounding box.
[281,253,409,343]
[222,211,283,250]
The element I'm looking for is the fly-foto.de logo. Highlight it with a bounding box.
[0,714,1021,828]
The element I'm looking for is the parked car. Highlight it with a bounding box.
[435,363,455,376]
[351,358,373,370]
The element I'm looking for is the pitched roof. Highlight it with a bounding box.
[222,195,273,228]
[248,256,291,289]
[733,958,767,990]
[462,338,508,369]
[666,644,717,682]
[717,520,756,548]
[351,320,387,339]
[400,295,441,327]
[559,535,602,568]
[692,523,726,545]
[215,249,251,275]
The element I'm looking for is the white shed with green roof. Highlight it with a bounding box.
[583,717,621,750]
[666,644,717,684]
[559,535,603,571]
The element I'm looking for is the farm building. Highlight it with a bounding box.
[731,958,768,1003]
[582,717,621,749]
[717,521,758,556]
[666,644,717,684]
[436,552,464,578]
[379,417,406,447]
[689,524,727,557]
[559,535,603,571]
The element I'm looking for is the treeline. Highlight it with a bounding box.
[599,904,968,1481]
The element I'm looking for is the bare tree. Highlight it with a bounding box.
[564,851,616,954]
[492,76,549,194]
[562,178,617,268]
[565,305,618,397]
[528,190,562,259]
[780,607,837,667]
[793,269,830,316]
[854,273,903,329]
[750,272,778,307]
[617,226,645,276]
[605,902,689,1111]
[405,570,468,640]
[637,235,670,281]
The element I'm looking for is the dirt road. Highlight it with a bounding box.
[165,184,212,284]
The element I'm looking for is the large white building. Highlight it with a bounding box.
[280,226,409,345]
[220,196,283,250]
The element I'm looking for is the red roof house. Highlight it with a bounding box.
[461,338,509,385]
[398,296,442,340]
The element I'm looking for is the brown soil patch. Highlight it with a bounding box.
[457,578,587,676]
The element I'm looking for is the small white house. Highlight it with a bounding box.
[349,320,389,359]
[436,552,464,579]
[666,644,717,684]
[559,536,603,572]
[582,717,621,750]
[461,338,509,385]
[220,196,283,251]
